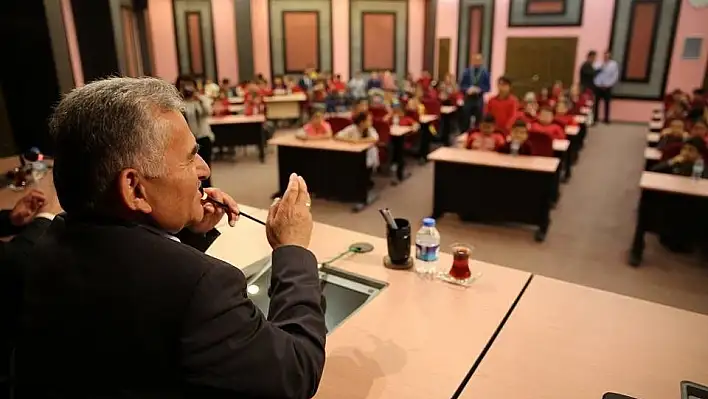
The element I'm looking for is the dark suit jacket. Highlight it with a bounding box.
[579,61,598,92]
[0,210,52,262]
[14,215,326,398]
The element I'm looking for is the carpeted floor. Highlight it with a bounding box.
[211,123,708,315]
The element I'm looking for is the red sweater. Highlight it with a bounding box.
[466,131,506,151]
[529,122,566,140]
[486,95,519,133]
[245,101,266,116]
[517,110,537,124]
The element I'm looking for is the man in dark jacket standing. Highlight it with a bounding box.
[579,50,598,94]
[14,77,326,399]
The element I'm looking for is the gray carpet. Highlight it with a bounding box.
[211,123,708,315]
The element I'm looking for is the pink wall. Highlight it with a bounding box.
[60,0,84,87]
[332,0,349,79]
[251,0,271,78]
[408,0,425,76]
[434,0,458,77]
[148,0,179,82]
[665,0,708,94]
[212,0,239,83]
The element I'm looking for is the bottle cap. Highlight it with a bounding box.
[422,217,435,227]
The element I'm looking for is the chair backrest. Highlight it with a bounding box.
[369,106,389,120]
[327,117,352,134]
[421,98,441,115]
[527,131,554,157]
[373,120,391,143]
[661,142,682,161]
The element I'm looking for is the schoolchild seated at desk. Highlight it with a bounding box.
[485,76,519,133]
[284,77,303,93]
[518,92,539,123]
[352,98,369,117]
[384,104,419,129]
[369,88,386,108]
[689,118,708,143]
[437,73,457,104]
[417,70,433,91]
[657,118,688,150]
[553,100,577,128]
[538,87,555,108]
[244,91,265,116]
[296,107,333,140]
[651,137,707,177]
[367,71,382,91]
[406,85,426,116]
[568,83,590,113]
[465,114,505,151]
[498,119,534,155]
[550,80,564,101]
[329,74,347,93]
[529,106,566,140]
[272,76,287,94]
[335,112,380,186]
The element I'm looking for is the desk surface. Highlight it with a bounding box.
[264,93,307,102]
[645,147,661,161]
[441,105,457,114]
[208,114,266,125]
[458,276,708,399]
[420,114,439,123]
[565,125,579,136]
[227,96,245,104]
[574,115,587,124]
[390,125,414,136]
[207,205,532,399]
[429,147,560,173]
[0,157,58,211]
[268,133,373,152]
[649,121,664,130]
[640,171,708,197]
[455,133,569,153]
[647,132,660,143]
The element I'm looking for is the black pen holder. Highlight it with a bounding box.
[385,218,412,268]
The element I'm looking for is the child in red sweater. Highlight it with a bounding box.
[498,120,534,156]
[553,101,577,128]
[529,106,566,140]
[485,76,519,133]
[465,115,505,151]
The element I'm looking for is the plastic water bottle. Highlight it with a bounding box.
[510,140,521,156]
[416,218,441,263]
[692,158,704,180]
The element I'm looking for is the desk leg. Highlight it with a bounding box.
[391,135,410,185]
[629,191,647,266]
[258,127,266,163]
[563,150,572,182]
[418,123,431,163]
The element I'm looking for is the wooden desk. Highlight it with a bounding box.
[629,171,708,265]
[441,105,457,114]
[264,93,307,120]
[454,134,571,181]
[227,96,245,104]
[268,134,377,211]
[207,206,533,399]
[649,121,663,133]
[574,115,587,125]
[647,132,660,148]
[458,276,708,399]
[429,147,560,241]
[644,147,661,170]
[208,115,268,162]
[228,104,244,114]
[565,125,579,136]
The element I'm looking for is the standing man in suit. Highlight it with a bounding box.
[593,50,619,124]
[459,53,491,132]
[14,77,326,398]
[579,50,598,94]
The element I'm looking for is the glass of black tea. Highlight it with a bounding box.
[449,244,473,280]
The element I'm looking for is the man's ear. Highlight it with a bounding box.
[117,168,152,214]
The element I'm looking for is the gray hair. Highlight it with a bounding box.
[50,76,183,215]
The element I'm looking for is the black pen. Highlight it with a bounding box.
[202,195,266,226]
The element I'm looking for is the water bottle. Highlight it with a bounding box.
[415,218,441,263]
[510,140,521,156]
[692,158,704,180]
[393,115,400,126]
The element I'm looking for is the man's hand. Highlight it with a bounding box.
[266,173,313,250]
[10,189,47,226]
[190,187,240,234]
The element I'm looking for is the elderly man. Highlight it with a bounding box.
[14,77,326,398]
[459,53,491,132]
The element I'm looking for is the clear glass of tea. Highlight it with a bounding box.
[449,243,474,280]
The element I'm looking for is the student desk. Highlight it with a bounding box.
[647,132,660,147]
[227,96,245,104]
[390,125,415,183]
[228,104,244,114]
[649,120,663,133]
[440,105,458,146]
[629,171,708,266]
[428,147,561,241]
[208,115,268,162]
[457,276,708,399]
[264,93,307,120]
[206,205,533,399]
[644,147,661,170]
[268,134,378,211]
[454,133,571,181]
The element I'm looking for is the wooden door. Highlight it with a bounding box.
[437,38,451,80]
[505,37,578,98]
